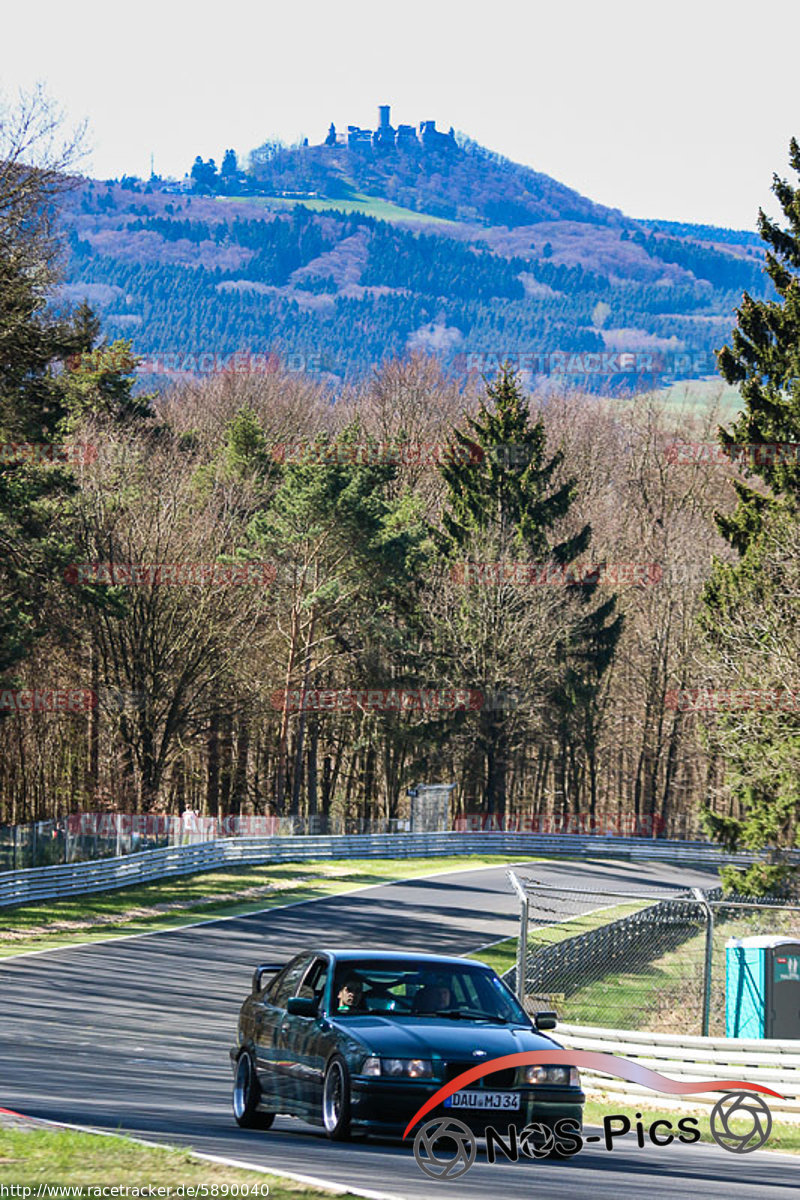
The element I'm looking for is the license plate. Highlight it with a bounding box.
[444,1091,520,1110]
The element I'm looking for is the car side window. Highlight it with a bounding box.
[297,957,328,1007]
[270,956,311,1009]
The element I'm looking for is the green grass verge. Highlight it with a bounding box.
[216,192,458,226]
[558,907,800,1033]
[583,1098,800,1154]
[469,900,648,979]
[0,1126,361,1194]
[562,942,697,1028]
[0,855,520,959]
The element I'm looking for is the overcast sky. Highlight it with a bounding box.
[2,0,798,229]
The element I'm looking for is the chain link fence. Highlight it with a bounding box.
[505,874,800,1037]
[0,812,417,870]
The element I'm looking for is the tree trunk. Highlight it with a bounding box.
[232,720,250,812]
[206,711,220,818]
[307,718,319,823]
[88,642,99,800]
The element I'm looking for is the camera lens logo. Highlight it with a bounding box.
[518,1121,555,1158]
[413,1117,477,1180]
[710,1092,772,1153]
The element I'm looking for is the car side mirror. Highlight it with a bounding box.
[287,996,318,1018]
[535,1010,558,1031]
[252,962,283,995]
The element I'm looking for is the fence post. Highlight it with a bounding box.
[507,870,529,1004]
[692,887,714,1036]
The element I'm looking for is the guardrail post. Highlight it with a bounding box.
[507,870,529,1004]
[692,886,714,1037]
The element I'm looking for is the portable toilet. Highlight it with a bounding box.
[726,935,800,1039]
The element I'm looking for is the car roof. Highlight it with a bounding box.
[311,949,493,968]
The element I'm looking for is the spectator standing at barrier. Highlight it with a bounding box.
[181,806,198,845]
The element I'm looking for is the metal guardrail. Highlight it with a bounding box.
[557,1022,800,1115]
[0,830,794,908]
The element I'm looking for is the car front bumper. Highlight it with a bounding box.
[349,1077,585,1137]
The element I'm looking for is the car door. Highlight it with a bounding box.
[253,954,312,1107]
[279,955,331,1115]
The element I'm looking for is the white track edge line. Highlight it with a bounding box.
[7,1105,797,1170]
[0,858,536,964]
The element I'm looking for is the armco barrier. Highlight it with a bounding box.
[0,831,793,908]
[557,1022,800,1116]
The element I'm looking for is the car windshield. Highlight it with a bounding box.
[330,959,529,1024]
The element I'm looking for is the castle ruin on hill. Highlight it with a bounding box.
[324,105,457,152]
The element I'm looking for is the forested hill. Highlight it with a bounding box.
[57,133,770,387]
[240,136,626,228]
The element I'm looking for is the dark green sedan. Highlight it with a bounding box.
[230,949,584,1141]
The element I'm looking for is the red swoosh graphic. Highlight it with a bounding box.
[401,1049,783,1139]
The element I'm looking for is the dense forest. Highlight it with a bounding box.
[2,98,798,894]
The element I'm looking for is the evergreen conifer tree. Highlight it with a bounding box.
[701,140,800,894]
[437,367,622,817]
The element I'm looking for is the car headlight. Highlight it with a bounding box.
[362,1056,382,1076]
[522,1065,580,1087]
[381,1057,434,1078]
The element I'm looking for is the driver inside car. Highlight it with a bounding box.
[335,976,364,1013]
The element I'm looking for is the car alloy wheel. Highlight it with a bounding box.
[322,1055,352,1140]
[232,1051,275,1130]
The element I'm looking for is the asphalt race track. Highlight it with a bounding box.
[1,857,797,1198]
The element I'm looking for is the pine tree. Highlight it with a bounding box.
[439,366,588,562]
[58,305,154,430]
[715,137,800,541]
[0,260,151,696]
[0,241,93,688]
[437,367,622,818]
[701,140,800,894]
[248,424,427,813]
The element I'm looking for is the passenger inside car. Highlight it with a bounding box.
[411,984,453,1013]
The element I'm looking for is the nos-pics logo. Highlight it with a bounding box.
[405,1050,780,1180]
[413,1093,773,1180]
